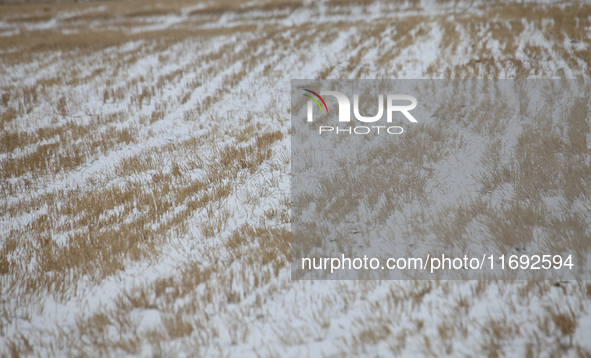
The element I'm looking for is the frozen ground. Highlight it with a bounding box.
[1,0,591,357]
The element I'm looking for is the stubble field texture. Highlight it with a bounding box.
[1,0,591,357]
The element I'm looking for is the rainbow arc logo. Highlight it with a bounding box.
[301,89,329,113]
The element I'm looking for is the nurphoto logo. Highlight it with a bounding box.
[302,88,418,135]
[292,79,591,281]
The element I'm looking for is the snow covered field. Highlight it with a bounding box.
[1,0,591,356]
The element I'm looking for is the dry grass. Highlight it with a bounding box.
[1,0,591,357]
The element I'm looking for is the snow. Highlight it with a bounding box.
[1,0,591,357]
